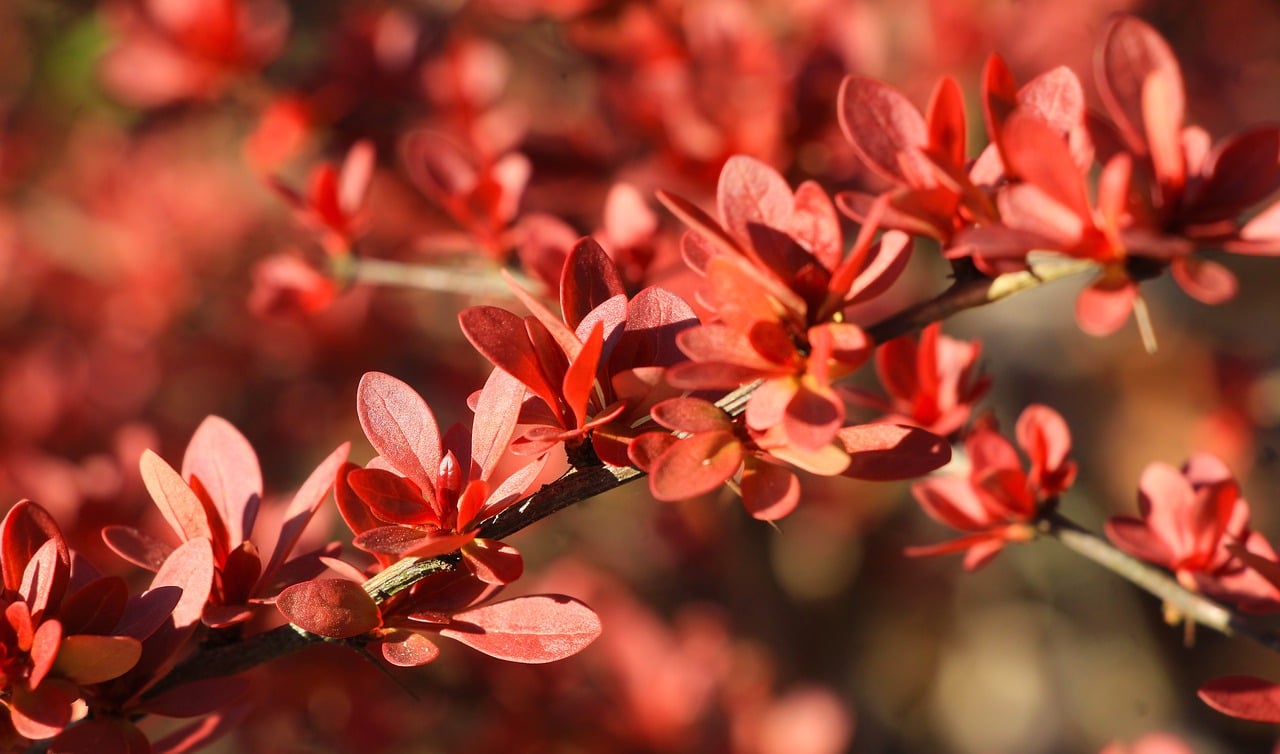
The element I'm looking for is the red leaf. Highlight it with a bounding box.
[151,537,216,632]
[52,635,142,685]
[651,397,731,434]
[139,450,214,544]
[561,237,625,330]
[1199,675,1280,723]
[790,181,842,271]
[29,617,62,689]
[562,322,605,430]
[838,76,931,186]
[740,461,799,521]
[1075,277,1137,336]
[334,462,382,539]
[21,538,67,622]
[380,630,441,667]
[1096,14,1183,155]
[347,468,434,525]
[9,679,75,740]
[352,526,431,556]
[1,500,69,592]
[1017,66,1086,138]
[648,431,742,502]
[181,416,263,547]
[926,76,967,169]
[1189,127,1280,221]
[276,579,380,638]
[656,191,742,260]
[471,368,522,481]
[58,576,129,636]
[150,706,249,754]
[462,538,523,585]
[840,424,952,480]
[440,595,602,663]
[102,526,173,572]
[1000,113,1090,217]
[458,307,561,414]
[357,372,442,496]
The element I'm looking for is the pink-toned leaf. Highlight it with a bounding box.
[352,525,431,556]
[21,538,67,622]
[357,372,441,494]
[656,190,742,259]
[334,462,382,539]
[261,441,350,589]
[52,634,142,685]
[1075,277,1136,336]
[912,477,992,531]
[1171,257,1236,306]
[102,526,173,572]
[838,76,931,186]
[1141,70,1185,192]
[561,237,625,330]
[1199,675,1280,723]
[649,432,742,502]
[181,416,263,547]
[1000,113,1091,216]
[401,531,477,560]
[338,139,375,214]
[840,424,951,480]
[276,579,380,638]
[740,461,799,520]
[140,450,213,544]
[1017,65,1086,137]
[143,677,250,717]
[781,380,844,452]
[151,537,216,631]
[462,538,523,585]
[440,594,602,663]
[381,630,441,667]
[790,181,842,270]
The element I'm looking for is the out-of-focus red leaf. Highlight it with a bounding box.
[718,155,792,248]
[139,450,213,544]
[276,579,380,639]
[926,76,967,168]
[1190,127,1280,221]
[1142,70,1185,191]
[462,539,523,585]
[1199,675,1280,723]
[652,397,731,434]
[357,372,442,495]
[840,424,951,480]
[52,635,142,685]
[1000,113,1090,216]
[1096,14,1183,155]
[181,416,263,547]
[143,677,250,717]
[381,630,441,667]
[838,76,931,186]
[1075,277,1136,336]
[790,181,842,271]
[441,595,602,663]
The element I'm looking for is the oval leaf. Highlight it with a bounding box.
[440,595,602,664]
[276,579,380,638]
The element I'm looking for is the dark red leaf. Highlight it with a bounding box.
[840,424,952,480]
[102,526,173,572]
[1,500,69,592]
[48,718,151,754]
[649,431,742,501]
[9,679,75,740]
[1199,675,1280,723]
[58,576,129,636]
[459,307,561,413]
[143,677,250,717]
[347,468,434,526]
[561,237,625,330]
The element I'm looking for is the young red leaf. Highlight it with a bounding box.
[926,76,967,169]
[58,576,129,636]
[52,635,143,685]
[21,538,67,622]
[471,368,522,481]
[440,595,602,663]
[276,579,381,639]
[381,630,440,667]
[102,526,173,572]
[1199,675,1280,723]
[458,307,561,413]
[181,416,263,547]
[651,397,731,434]
[357,372,442,495]
[346,468,434,525]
